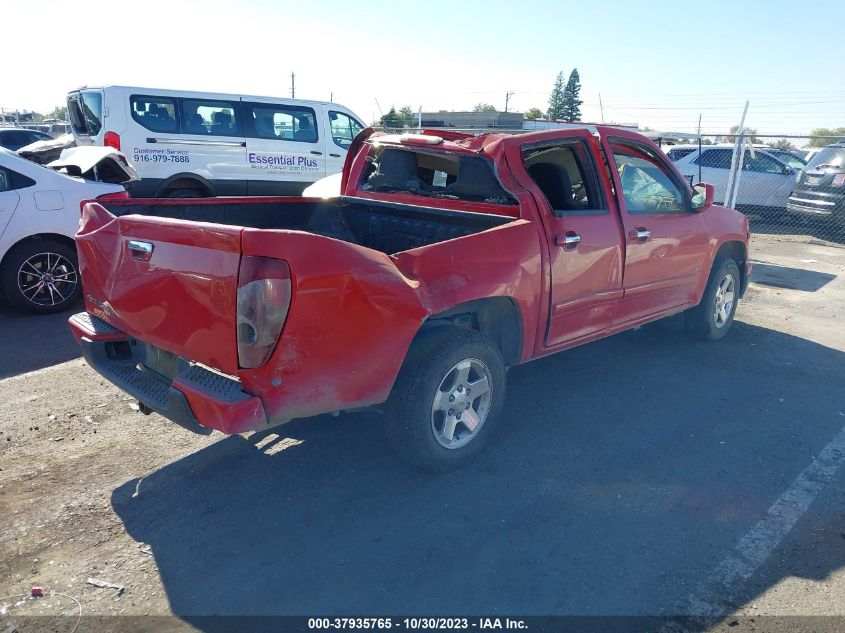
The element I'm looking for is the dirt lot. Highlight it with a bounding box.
[1,233,844,631]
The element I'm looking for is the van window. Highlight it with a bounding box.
[67,90,103,136]
[131,95,179,133]
[244,102,318,143]
[329,111,363,149]
[181,99,241,137]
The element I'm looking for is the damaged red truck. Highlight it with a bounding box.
[69,126,750,470]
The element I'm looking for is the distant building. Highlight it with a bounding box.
[420,111,524,130]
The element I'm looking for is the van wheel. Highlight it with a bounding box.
[384,326,506,471]
[165,188,206,198]
[1,240,82,314]
[685,258,740,341]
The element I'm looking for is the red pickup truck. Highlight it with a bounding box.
[69,126,750,470]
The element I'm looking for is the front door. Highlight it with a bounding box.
[241,98,326,195]
[512,131,624,347]
[604,134,709,327]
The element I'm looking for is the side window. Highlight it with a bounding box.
[522,140,604,214]
[328,111,363,149]
[181,99,241,137]
[130,95,179,133]
[244,102,318,143]
[0,168,9,192]
[695,149,733,169]
[611,144,687,214]
[744,152,783,174]
[0,167,35,191]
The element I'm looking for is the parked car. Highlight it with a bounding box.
[0,147,136,313]
[17,133,76,165]
[66,86,365,198]
[667,144,798,210]
[0,128,53,152]
[787,143,845,233]
[69,126,750,470]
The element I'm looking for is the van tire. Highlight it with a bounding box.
[1,240,82,314]
[384,325,506,471]
[685,258,740,341]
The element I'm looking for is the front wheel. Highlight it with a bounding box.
[384,326,506,471]
[685,258,741,341]
[1,240,82,314]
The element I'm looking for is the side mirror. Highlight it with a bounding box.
[782,166,792,176]
[691,182,714,211]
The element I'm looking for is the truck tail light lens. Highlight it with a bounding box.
[833,174,845,188]
[237,256,291,369]
[104,131,121,150]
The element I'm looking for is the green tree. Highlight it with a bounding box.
[726,126,760,143]
[561,68,583,122]
[809,127,845,147]
[380,107,402,129]
[547,72,566,121]
[397,106,416,127]
[525,107,544,120]
[770,138,797,151]
[473,103,497,112]
[47,106,68,120]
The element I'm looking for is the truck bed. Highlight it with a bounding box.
[99,196,514,256]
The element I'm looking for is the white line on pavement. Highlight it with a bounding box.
[675,422,845,618]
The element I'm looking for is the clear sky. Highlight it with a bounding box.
[3,0,844,135]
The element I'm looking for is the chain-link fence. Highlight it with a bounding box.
[652,133,845,244]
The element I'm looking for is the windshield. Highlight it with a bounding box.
[67,90,103,137]
[807,146,845,170]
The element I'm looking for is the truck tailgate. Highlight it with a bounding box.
[76,202,242,375]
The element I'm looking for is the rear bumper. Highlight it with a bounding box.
[68,312,267,435]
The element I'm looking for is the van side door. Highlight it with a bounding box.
[321,107,365,177]
[241,99,326,195]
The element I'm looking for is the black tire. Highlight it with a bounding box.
[384,325,506,471]
[0,240,82,314]
[164,188,206,198]
[684,257,741,341]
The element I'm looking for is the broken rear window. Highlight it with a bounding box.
[360,146,516,206]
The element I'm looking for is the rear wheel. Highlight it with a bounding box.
[685,258,740,341]
[385,326,506,471]
[1,240,82,314]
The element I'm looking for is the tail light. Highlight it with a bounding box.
[237,257,292,368]
[104,131,121,150]
[96,191,130,201]
[833,174,845,188]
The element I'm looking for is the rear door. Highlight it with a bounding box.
[511,130,624,346]
[604,134,708,326]
[242,99,326,195]
[692,148,733,203]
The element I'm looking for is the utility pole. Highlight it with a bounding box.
[598,93,605,123]
[290,72,296,99]
[504,91,515,113]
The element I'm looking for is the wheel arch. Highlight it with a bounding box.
[714,240,748,293]
[417,297,524,366]
[1,233,77,269]
[155,172,215,197]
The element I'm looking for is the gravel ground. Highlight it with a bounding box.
[0,233,843,632]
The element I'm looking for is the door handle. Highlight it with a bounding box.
[310,150,323,155]
[555,230,581,250]
[127,240,154,261]
[629,227,651,242]
[329,153,341,158]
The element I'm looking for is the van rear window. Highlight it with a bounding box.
[130,95,179,133]
[67,90,103,137]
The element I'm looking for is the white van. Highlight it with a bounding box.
[66,86,365,197]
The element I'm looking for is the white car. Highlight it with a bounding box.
[0,147,136,313]
[666,144,799,210]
